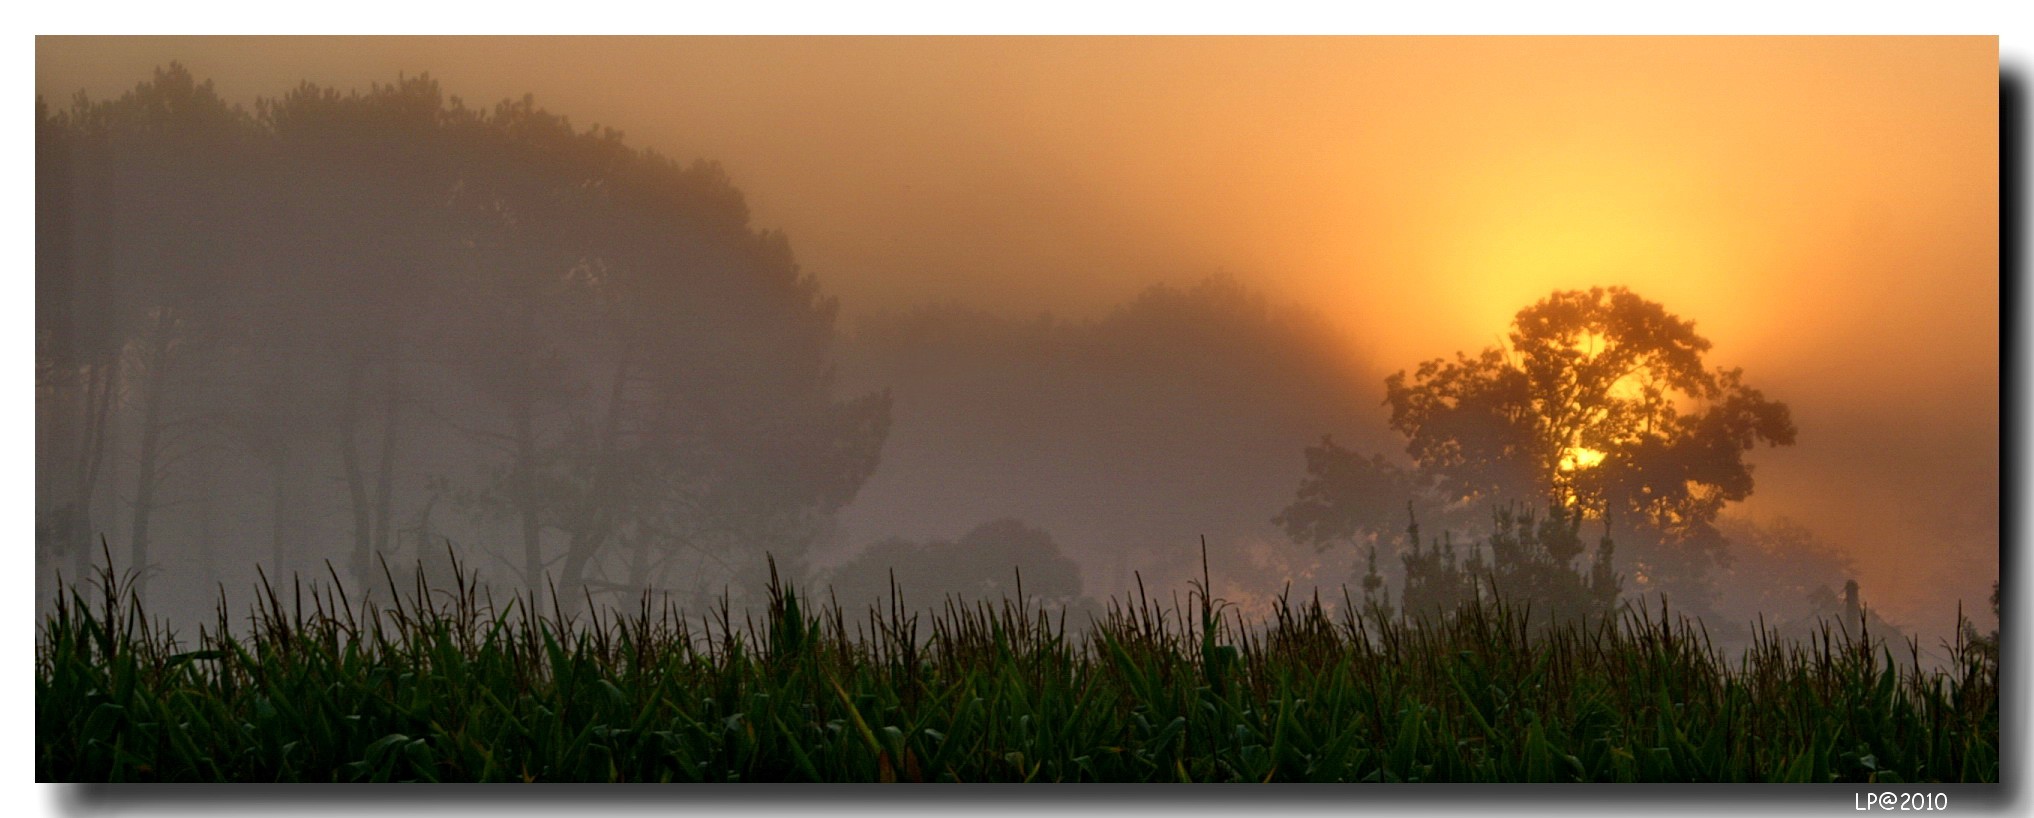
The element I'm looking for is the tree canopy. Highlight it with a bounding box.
[1387,287,1794,525]
[841,274,1382,598]
[36,64,889,610]
[1280,286,1795,605]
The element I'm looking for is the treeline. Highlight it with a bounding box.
[831,276,1389,608]
[36,65,888,615]
[35,66,1918,655]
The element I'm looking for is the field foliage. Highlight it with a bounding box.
[37,554,1998,783]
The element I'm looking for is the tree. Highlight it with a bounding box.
[1273,436,1427,552]
[410,92,891,607]
[259,75,454,586]
[843,275,1379,600]
[36,65,892,618]
[1388,287,1793,518]
[37,65,263,598]
[1391,501,1620,628]
[1710,515,1857,638]
[823,519,1085,611]
[1282,286,1794,605]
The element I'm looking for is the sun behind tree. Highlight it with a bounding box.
[1389,286,1795,524]
[1282,286,1795,606]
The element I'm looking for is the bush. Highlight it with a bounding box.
[1390,502,1620,629]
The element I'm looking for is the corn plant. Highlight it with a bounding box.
[38,549,1997,782]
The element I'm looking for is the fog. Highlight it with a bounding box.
[34,37,1997,650]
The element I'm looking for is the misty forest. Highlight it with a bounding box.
[35,65,1998,783]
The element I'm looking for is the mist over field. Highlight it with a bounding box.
[33,37,1999,660]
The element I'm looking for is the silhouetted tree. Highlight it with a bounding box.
[37,65,264,598]
[381,89,894,606]
[841,275,1380,599]
[1395,510,1478,622]
[1709,515,1857,642]
[36,65,891,618]
[1283,287,1793,609]
[259,75,453,586]
[1960,580,2000,672]
[1387,288,1793,523]
[1393,502,1619,627]
[36,95,113,588]
[1274,437,1429,552]
[823,519,1085,611]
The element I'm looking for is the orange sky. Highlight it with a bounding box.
[36,36,2000,629]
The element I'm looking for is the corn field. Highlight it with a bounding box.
[37,554,1998,783]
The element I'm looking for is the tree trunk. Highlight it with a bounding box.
[626,529,650,598]
[69,360,117,583]
[560,537,596,611]
[558,352,634,609]
[513,399,544,599]
[195,447,218,594]
[339,354,374,587]
[340,345,405,589]
[127,307,176,599]
[372,352,402,558]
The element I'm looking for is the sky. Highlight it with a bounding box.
[33,35,2000,629]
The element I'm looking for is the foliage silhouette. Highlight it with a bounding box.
[843,274,1380,598]
[35,65,889,611]
[1281,287,1795,609]
[823,518,1085,612]
[1389,502,1620,629]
